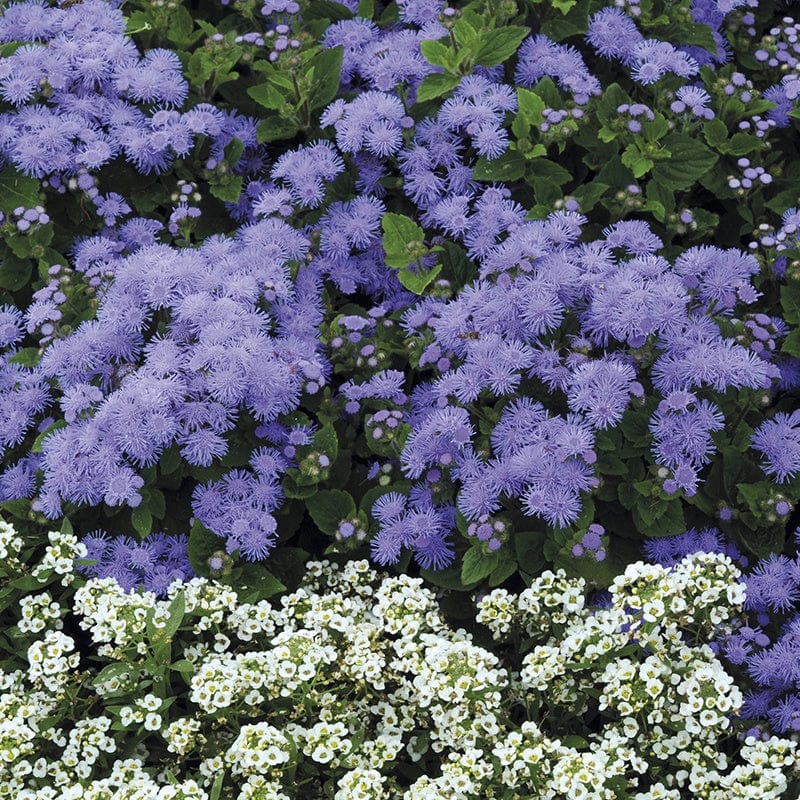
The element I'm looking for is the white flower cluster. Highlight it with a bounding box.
[26,630,79,693]
[31,529,87,587]
[476,552,794,798]
[18,592,63,634]
[0,517,797,800]
[0,518,24,563]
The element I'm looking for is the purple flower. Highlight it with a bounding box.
[567,358,640,430]
[77,531,193,596]
[271,140,344,208]
[325,91,406,157]
[631,39,699,85]
[752,411,800,483]
[671,85,714,119]
[516,34,601,100]
[586,8,643,64]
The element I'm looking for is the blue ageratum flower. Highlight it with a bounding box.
[78,531,194,596]
[752,411,800,484]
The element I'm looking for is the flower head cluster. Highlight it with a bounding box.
[2,534,796,799]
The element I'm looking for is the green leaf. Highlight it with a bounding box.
[621,144,654,178]
[473,26,530,66]
[781,279,800,325]
[596,83,631,126]
[1,499,29,521]
[641,114,670,142]
[488,551,518,587]
[92,663,134,689]
[152,591,185,643]
[723,132,761,156]
[420,39,454,70]
[439,240,477,288]
[282,473,318,499]
[257,117,301,143]
[165,6,195,45]
[382,212,425,268]
[8,347,39,367]
[782,329,800,359]
[397,263,443,294]
[415,72,461,103]
[514,530,548,574]
[306,490,356,535]
[266,547,310,592]
[148,489,166,520]
[312,424,338,461]
[10,574,49,591]
[461,544,500,585]
[646,179,675,218]
[673,22,718,53]
[248,82,287,111]
[358,0,374,16]
[302,0,354,21]
[185,50,215,84]
[0,252,32,291]
[131,507,153,538]
[307,46,344,111]
[159,446,183,476]
[516,88,546,126]
[236,563,286,603]
[572,179,608,212]
[452,17,478,47]
[187,520,223,577]
[210,771,225,800]
[420,562,475,590]
[170,659,195,675]
[529,158,572,185]
[0,166,40,214]
[209,176,243,204]
[31,419,67,454]
[0,41,24,58]
[703,117,728,149]
[651,134,718,191]
[472,150,526,182]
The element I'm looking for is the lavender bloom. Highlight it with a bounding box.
[439,76,517,160]
[0,454,39,501]
[631,39,700,85]
[26,216,326,557]
[397,0,444,26]
[652,324,778,394]
[642,526,745,569]
[649,395,725,472]
[745,554,800,615]
[515,34,601,101]
[323,18,381,85]
[671,85,715,119]
[360,27,439,92]
[567,358,642,430]
[324,91,407,158]
[0,305,25,348]
[402,406,473,480]
[752,411,800,483]
[370,497,454,569]
[77,531,194,596]
[586,7,643,64]
[270,140,344,208]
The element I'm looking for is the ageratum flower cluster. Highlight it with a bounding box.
[0,0,794,585]
[0,0,796,747]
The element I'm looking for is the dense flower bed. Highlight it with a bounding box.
[0,0,799,794]
[2,519,798,799]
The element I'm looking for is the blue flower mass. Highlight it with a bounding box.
[1,0,800,793]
